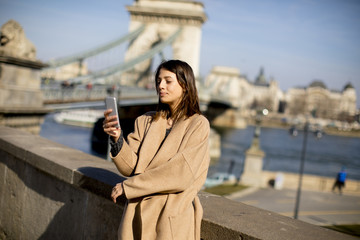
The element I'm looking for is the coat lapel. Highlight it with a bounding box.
[134,116,167,174]
[146,116,189,169]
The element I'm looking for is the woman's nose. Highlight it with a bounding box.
[159,80,165,89]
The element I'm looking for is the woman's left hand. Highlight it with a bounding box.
[111,182,124,203]
[103,109,121,142]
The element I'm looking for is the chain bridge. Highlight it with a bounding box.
[0,0,244,136]
[41,0,237,113]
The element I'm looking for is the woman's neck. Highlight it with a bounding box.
[166,117,173,129]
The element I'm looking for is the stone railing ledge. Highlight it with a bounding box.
[0,126,356,240]
[199,191,355,240]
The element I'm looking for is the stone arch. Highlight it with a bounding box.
[307,88,330,118]
[124,0,206,86]
[124,24,162,85]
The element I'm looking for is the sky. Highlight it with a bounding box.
[1,0,360,107]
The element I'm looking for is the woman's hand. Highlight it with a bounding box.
[111,182,124,203]
[103,109,121,142]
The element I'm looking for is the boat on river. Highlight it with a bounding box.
[54,110,104,128]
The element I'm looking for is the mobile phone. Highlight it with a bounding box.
[105,97,120,128]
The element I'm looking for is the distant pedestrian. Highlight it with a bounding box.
[332,167,347,195]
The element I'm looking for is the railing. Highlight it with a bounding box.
[42,86,109,103]
[42,85,158,105]
[41,84,233,111]
[44,25,145,69]
[42,27,182,86]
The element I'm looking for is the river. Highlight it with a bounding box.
[40,113,360,180]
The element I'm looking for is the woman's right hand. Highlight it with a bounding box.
[111,182,124,203]
[103,109,121,142]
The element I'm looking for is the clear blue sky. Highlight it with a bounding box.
[1,0,359,107]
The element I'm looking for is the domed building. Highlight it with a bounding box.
[203,66,283,112]
[285,80,357,119]
[203,66,357,121]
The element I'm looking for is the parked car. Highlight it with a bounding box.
[204,172,236,188]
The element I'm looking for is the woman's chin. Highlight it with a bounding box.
[160,98,169,104]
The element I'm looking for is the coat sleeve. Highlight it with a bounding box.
[122,116,210,200]
[111,114,150,177]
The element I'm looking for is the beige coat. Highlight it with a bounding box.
[111,112,210,240]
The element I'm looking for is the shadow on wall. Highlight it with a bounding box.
[76,167,126,198]
[39,166,126,240]
[4,156,126,240]
[38,167,126,240]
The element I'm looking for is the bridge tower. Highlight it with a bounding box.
[124,0,207,86]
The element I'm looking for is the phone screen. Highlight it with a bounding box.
[105,97,120,128]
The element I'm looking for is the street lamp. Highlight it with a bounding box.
[289,119,322,219]
[253,108,269,148]
[240,108,268,187]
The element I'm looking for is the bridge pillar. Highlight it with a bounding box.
[0,20,49,134]
[124,0,206,86]
[211,109,247,129]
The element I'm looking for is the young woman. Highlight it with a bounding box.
[103,60,210,240]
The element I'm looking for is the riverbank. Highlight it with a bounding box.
[205,170,360,196]
[261,170,360,196]
[205,182,360,237]
[246,117,360,138]
[41,113,360,181]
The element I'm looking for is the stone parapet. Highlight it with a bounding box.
[0,20,48,134]
[0,109,49,135]
[0,55,47,69]
[0,126,356,240]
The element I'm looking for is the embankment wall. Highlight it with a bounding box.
[0,126,356,240]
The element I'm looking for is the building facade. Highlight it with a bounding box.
[285,81,357,120]
[203,66,283,112]
[203,67,357,121]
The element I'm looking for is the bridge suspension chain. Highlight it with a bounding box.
[44,25,145,69]
[69,27,183,84]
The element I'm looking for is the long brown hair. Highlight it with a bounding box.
[153,60,201,122]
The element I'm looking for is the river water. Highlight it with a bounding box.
[40,113,360,180]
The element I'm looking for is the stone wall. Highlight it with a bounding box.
[0,126,356,240]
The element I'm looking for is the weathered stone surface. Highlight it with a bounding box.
[0,153,27,240]
[82,191,123,240]
[0,126,357,240]
[0,20,36,60]
[124,0,206,86]
[0,20,48,134]
[200,191,356,240]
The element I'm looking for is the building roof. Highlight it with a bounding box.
[309,80,327,89]
[255,67,267,85]
[343,82,354,91]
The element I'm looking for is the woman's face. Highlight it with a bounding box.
[157,68,184,111]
